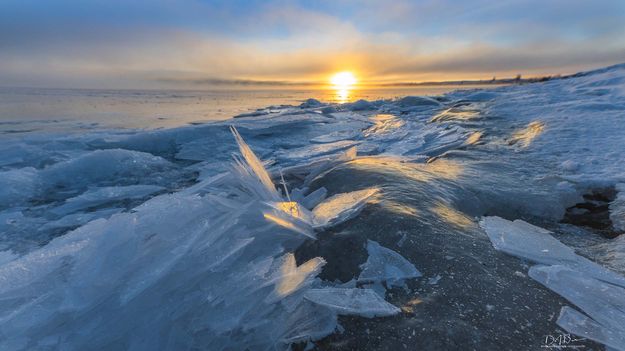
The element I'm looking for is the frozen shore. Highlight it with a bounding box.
[0,63,624,350]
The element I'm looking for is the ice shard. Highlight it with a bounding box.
[230,126,282,201]
[304,288,400,317]
[312,188,379,229]
[479,216,625,287]
[530,265,625,351]
[359,240,421,286]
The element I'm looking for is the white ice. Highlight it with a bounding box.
[479,216,625,287]
[304,288,400,317]
[1,63,625,349]
[481,216,625,350]
[531,266,625,351]
[358,240,421,286]
[557,306,625,351]
[312,188,379,229]
[51,185,164,215]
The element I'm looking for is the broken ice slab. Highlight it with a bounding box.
[263,187,377,238]
[289,187,328,210]
[529,265,625,333]
[304,288,400,317]
[267,202,313,223]
[263,212,315,240]
[479,216,625,287]
[358,240,421,286]
[364,114,405,135]
[303,146,357,186]
[289,187,308,203]
[40,208,122,231]
[300,187,328,210]
[480,216,574,262]
[275,140,360,162]
[263,201,316,239]
[275,253,326,297]
[312,188,379,229]
[530,265,625,351]
[278,146,356,184]
[557,306,625,351]
[280,301,338,344]
[50,185,164,215]
[263,188,377,237]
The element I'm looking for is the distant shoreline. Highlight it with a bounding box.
[3,62,622,91]
[381,63,625,87]
[381,75,559,87]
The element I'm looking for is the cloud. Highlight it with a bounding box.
[0,0,624,88]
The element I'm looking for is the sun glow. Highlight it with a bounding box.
[330,71,357,103]
[330,71,357,88]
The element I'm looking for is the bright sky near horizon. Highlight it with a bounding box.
[1,0,624,89]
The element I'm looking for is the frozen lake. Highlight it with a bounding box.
[0,85,498,134]
[0,64,624,350]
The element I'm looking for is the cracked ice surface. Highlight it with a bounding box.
[2,63,625,349]
[0,126,414,350]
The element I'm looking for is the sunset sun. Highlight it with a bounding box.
[330,71,357,88]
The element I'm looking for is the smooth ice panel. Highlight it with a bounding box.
[304,288,400,317]
[312,188,379,229]
[280,302,338,344]
[263,202,316,239]
[359,240,421,286]
[273,254,326,298]
[51,185,163,215]
[529,265,625,334]
[301,187,327,210]
[479,216,577,263]
[480,216,625,287]
[557,306,625,351]
[303,146,357,186]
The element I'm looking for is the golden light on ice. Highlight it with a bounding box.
[330,71,357,88]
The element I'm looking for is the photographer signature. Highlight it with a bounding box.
[541,333,586,349]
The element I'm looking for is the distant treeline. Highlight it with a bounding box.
[383,73,571,87]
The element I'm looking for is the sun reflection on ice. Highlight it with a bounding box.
[330,71,357,104]
[335,88,350,103]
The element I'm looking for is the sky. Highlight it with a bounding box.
[1,0,624,89]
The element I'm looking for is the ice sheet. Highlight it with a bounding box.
[481,216,625,350]
[312,188,379,229]
[479,216,625,287]
[1,63,625,349]
[270,253,325,298]
[304,288,400,317]
[51,185,164,215]
[359,240,421,286]
[276,140,360,162]
[230,126,282,201]
[530,265,625,351]
[557,306,625,351]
